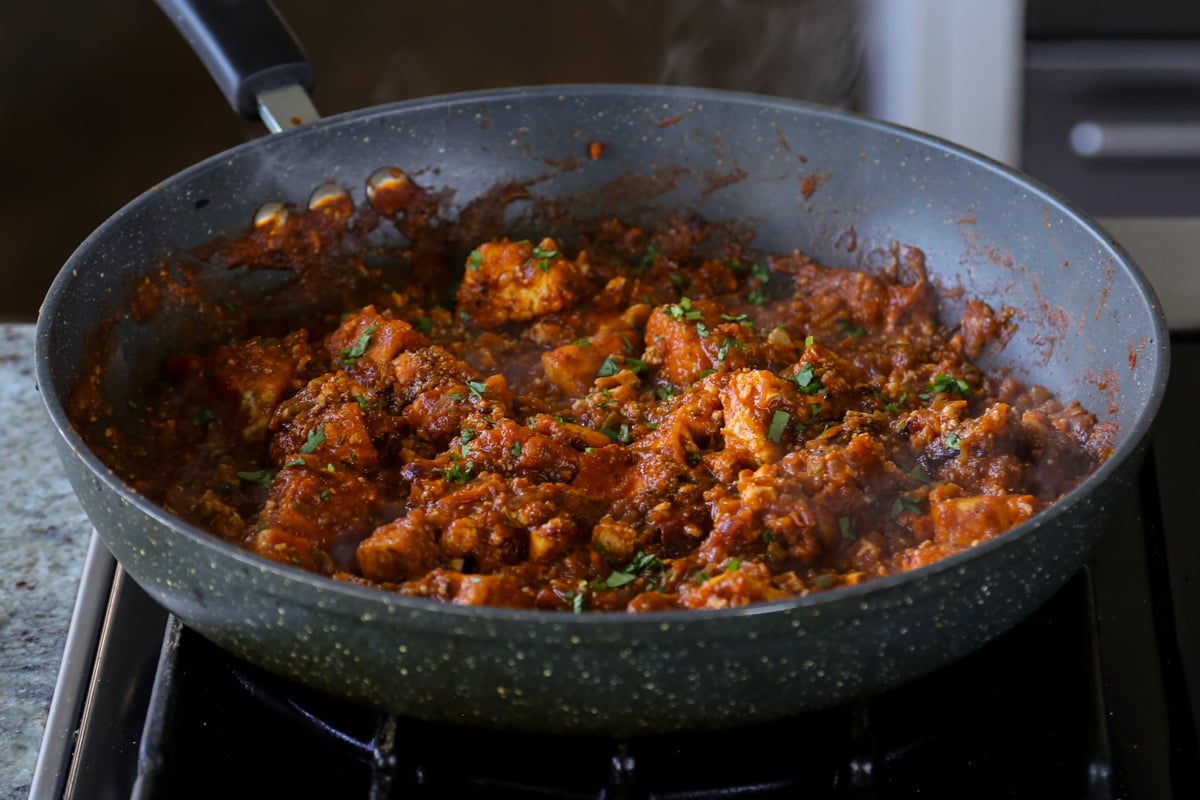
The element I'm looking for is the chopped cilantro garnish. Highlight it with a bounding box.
[237,469,276,487]
[664,296,702,322]
[301,426,326,454]
[767,410,791,443]
[891,497,924,518]
[435,453,475,483]
[597,355,647,378]
[838,516,855,541]
[526,244,559,272]
[340,323,378,364]
[922,373,972,400]
[595,550,666,591]
[792,363,823,395]
[639,243,662,271]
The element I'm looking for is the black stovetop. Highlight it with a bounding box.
[32,339,1200,800]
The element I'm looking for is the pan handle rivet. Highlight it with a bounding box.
[253,201,288,229]
[309,183,350,211]
[367,167,410,206]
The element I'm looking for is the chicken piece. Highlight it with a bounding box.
[719,370,798,467]
[255,463,382,554]
[456,237,585,328]
[270,396,380,471]
[640,297,724,386]
[248,527,334,574]
[541,330,640,397]
[929,485,1036,549]
[325,305,427,387]
[677,560,791,610]
[457,417,579,483]
[358,509,440,582]
[589,515,643,564]
[206,329,312,442]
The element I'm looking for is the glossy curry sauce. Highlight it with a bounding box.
[78,199,1114,613]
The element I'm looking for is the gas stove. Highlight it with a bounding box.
[27,341,1200,798]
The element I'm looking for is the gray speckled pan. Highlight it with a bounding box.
[36,84,1168,736]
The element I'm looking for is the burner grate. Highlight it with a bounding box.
[128,568,1113,800]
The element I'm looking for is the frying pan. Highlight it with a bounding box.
[35,0,1168,735]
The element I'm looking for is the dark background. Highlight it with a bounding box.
[0,0,862,322]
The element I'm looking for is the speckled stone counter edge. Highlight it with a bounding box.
[0,324,93,799]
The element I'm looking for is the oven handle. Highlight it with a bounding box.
[1071,121,1200,160]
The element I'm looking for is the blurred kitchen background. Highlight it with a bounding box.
[4,0,1200,322]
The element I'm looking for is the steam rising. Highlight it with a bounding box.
[611,0,865,106]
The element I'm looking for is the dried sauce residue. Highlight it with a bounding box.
[800,171,829,200]
[699,166,748,200]
[656,107,697,128]
[1088,367,1122,416]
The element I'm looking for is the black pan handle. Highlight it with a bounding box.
[155,0,318,129]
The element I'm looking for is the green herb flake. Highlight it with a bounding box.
[922,372,972,400]
[237,469,276,487]
[340,323,378,364]
[639,243,662,271]
[466,249,484,271]
[836,319,867,338]
[192,409,215,427]
[415,316,432,333]
[301,426,326,454]
[526,244,559,272]
[945,431,962,452]
[655,386,680,402]
[466,380,488,398]
[838,515,855,541]
[720,313,755,328]
[510,442,522,458]
[435,454,475,483]
[319,489,332,502]
[717,337,744,362]
[891,496,924,519]
[284,457,306,468]
[596,356,621,378]
[664,296,701,322]
[792,362,823,395]
[767,410,791,443]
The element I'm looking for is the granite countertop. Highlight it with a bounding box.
[0,324,94,800]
